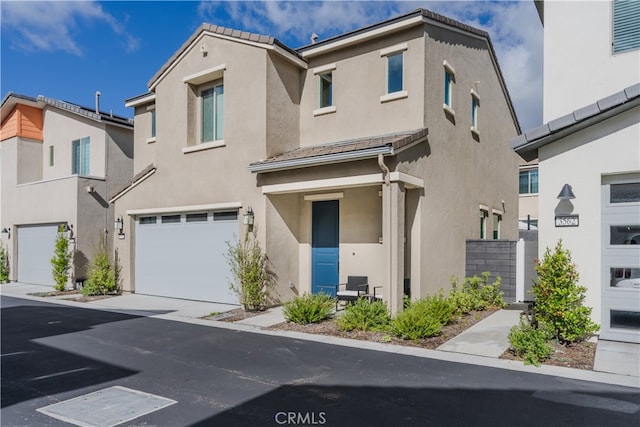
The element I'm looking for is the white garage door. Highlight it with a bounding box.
[135,211,239,304]
[17,224,59,286]
[601,178,640,343]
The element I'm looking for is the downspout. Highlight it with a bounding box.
[377,153,390,186]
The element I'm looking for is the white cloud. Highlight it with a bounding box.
[1,0,139,55]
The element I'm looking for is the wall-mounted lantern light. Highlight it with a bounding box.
[557,184,576,200]
[243,207,254,226]
[115,216,125,239]
[1,227,10,239]
[63,224,75,244]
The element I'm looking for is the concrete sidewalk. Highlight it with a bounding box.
[2,282,638,388]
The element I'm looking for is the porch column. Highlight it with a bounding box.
[382,181,405,315]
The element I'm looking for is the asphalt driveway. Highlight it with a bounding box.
[2,295,639,426]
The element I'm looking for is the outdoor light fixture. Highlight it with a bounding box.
[115,217,123,231]
[1,227,10,239]
[243,207,254,226]
[64,224,75,244]
[557,184,576,200]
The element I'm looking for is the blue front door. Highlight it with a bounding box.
[312,200,339,296]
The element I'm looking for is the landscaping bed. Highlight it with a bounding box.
[501,339,596,370]
[269,308,497,349]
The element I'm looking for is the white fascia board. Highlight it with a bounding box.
[313,63,337,75]
[126,202,242,216]
[248,146,393,173]
[125,93,156,108]
[109,169,156,204]
[300,15,423,58]
[262,174,384,195]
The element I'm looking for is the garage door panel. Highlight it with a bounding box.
[135,214,239,304]
[17,224,59,286]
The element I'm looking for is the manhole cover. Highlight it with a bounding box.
[37,386,177,427]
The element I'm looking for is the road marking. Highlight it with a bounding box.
[0,351,32,357]
[31,367,92,381]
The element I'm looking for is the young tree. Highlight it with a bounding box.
[533,240,599,343]
[83,234,119,296]
[227,228,269,311]
[51,226,72,291]
[0,244,9,283]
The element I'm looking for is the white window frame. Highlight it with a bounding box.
[71,136,90,175]
[380,43,408,102]
[492,210,502,240]
[146,105,156,144]
[443,60,456,116]
[480,206,489,239]
[313,63,337,116]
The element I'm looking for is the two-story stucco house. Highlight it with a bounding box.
[113,9,521,313]
[513,0,640,342]
[0,93,134,287]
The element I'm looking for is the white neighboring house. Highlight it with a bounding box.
[513,1,640,343]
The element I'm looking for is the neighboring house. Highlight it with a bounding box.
[513,1,640,342]
[518,158,538,230]
[113,9,521,313]
[0,93,134,287]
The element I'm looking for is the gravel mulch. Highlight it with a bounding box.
[500,339,597,370]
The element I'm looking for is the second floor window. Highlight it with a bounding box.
[201,83,224,143]
[49,145,54,167]
[72,137,90,175]
[471,95,479,130]
[519,169,539,194]
[387,52,403,93]
[613,0,640,54]
[150,108,156,139]
[319,72,333,108]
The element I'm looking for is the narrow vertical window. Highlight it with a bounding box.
[480,209,488,239]
[493,213,501,239]
[319,72,333,108]
[150,108,156,138]
[201,82,224,143]
[471,91,480,132]
[72,137,90,175]
[48,145,54,167]
[387,53,403,93]
[443,60,455,112]
[519,169,539,194]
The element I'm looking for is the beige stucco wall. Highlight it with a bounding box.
[538,107,640,324]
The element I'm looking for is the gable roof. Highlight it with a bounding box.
[109,163,156,203]
[512,83,640,161]
[248,128,428,172]
[148,23,306,90]
[1,92,133,128]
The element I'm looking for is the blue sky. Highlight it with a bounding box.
[1,1,543,130]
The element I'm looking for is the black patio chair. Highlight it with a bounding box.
[336,275,369,310]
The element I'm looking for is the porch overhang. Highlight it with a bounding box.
[261,171,423,195]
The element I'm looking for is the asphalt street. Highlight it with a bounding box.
[2,295,639,426]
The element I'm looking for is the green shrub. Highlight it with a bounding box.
[83,236,119,296]
[448,272,505,314]
[283,293,335,324]
[411,293,455,326]
[0,244,9,283]
[336,298,390,332]
[508,318,553,366]
[392,307,442,340]
[227,229,269,311]
[50,226,72,291]
[533,241,599,343]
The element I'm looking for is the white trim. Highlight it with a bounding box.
[303,192,344,201]
[380,42,408,57]
[262,174,384,194]
[313,106,337,116]
[470,88,480,100]
[109,168,156,204]
[127,202,242,216]
[182,140,225,154]
[248,146,393,172]
[313,63,337,75]
[125,93,156,108]
[146,137,157,144]
[146,105,156,112]
[443,104,455,116]
[389,171,424,189]
[300,16,423,58]
[183,64,226,85]
[380,91,408,103]
[492,209,503,216]
[479,204,489,211]
[443,60,456,75]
